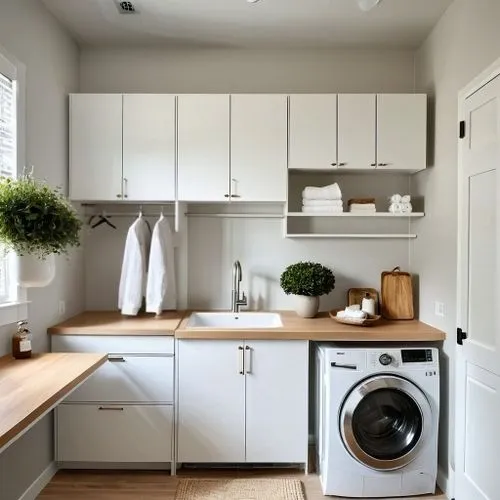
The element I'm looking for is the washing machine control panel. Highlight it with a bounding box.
[369,348,436,368]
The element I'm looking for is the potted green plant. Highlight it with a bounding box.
[0,172,82,287]
[280,261,335,318]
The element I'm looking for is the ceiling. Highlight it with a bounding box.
[41,0,453,49]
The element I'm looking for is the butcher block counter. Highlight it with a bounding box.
[0,353,106,452]
[176,311,446,341]
[48,311,185,336]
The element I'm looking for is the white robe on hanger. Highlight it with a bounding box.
[146,216,177,314]
[118,217,151,316]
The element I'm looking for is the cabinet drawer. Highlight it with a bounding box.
[56,404,173,463]
[66,355,174,403]
[51,335,174,354]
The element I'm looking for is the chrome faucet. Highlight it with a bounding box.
[231,260,248,313]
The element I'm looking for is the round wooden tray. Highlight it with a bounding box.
[329,309,382,327]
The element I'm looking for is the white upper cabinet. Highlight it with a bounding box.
[178,95,230,202]
[122,94,176,201]
[288,95,337,170]
[231,95,287,202]
[376,94,427,171]
[338,94,376,170]
[70,94,123,201]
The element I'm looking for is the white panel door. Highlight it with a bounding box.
[288,94,337,170]
[245,340,309,463]
[57,404,173,463]
[231,95,287,202]
[70,94,123,201]
[456,74,500,500]
[178,95,230,201]
[177,340,245,463]
[376,94,427,171]
[338,94,376,169]
[123,94,175,201]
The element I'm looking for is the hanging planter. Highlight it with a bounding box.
[0,170,82,288]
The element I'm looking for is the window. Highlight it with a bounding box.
[0,53,18,304]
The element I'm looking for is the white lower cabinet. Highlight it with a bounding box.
[56,404,173,463]
[52,335,174,467]
[177,339,309,465]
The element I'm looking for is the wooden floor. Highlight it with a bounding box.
[38,469,447,500]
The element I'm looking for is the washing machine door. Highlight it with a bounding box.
[339,374,432,471]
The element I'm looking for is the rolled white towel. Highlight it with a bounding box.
[389,203,403,214]
[337,307,367,319]
[401,202,413,213]
[390,194,402,204]
[349,203,376,211]
[401,194,411,203]
[302,183,342,200]
[303,199,343,207]
[302,205,343,213]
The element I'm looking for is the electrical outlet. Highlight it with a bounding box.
[434,301,445,317]
[58,300,66,316]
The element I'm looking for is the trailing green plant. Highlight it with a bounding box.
[280,261,335,297]
[0,173,82,258]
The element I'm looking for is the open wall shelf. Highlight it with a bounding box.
[287,212,424,218]
[285,233,418,239]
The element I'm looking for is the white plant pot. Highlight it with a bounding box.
[294,295,320,318]
[18,254,56,288]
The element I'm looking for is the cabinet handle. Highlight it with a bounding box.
[230,194,241,199]
[98,406,124,411]
[108,355,126,363]
[224,194,230,198]
[245,345,252,374]
[116,194,122,198]
[339,162,347,166]
[238,346,244,375]
[330,163,337,167]
[370,163,377,167]
[378,163,389,167]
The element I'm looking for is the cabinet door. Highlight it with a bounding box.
[377,94,427,171]
[177,340,245,462]
[178,95,230,201]
[70,94,123,201]
[231,95,287,202]
[245,340,309,463]
[56,404,173,463]
[123,94,175,201]
[338,94,376,169]
[288,94,337,170]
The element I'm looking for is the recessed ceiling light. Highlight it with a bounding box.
[247,0,262,4]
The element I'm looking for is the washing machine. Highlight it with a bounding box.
[315,344,439,498]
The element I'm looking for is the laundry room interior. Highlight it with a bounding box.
[0,0,498,499]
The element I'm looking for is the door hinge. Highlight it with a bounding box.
[457,327,468,345]
[459,120,466,139]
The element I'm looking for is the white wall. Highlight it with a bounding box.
[0,1,81,499]
[412,0,500,493]
[80,47,417,310]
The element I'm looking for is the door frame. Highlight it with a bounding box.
[455,55,500,500]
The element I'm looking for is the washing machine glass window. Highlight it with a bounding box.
[340,375,432,471]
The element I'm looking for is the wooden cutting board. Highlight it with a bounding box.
[381,267,414,320]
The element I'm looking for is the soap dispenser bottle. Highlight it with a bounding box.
[12,320,32,359]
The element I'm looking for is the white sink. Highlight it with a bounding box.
[186,312,283,329]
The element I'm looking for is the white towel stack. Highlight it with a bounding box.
[302,183,343,213]
[389,194,412,214]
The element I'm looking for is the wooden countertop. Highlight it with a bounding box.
[175,311,446,341]
[48,311,185,336]
[0,353,106,451]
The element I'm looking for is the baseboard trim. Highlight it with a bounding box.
[437,466,450,498]
[18,462,57,500]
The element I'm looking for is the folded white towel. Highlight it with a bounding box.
[350,203,376,211]
[337,307,367,320]
[302,205,344,213]
[302,199,343,207]
[401,194,411,203]
[390,194,402,204]
[389,203,403,214]
[302,183,342,200]
[401,202,413,213]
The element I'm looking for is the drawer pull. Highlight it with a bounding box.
[108,356,126,363]
[98,406,124,411]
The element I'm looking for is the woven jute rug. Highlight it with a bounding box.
[175,478,305,500]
